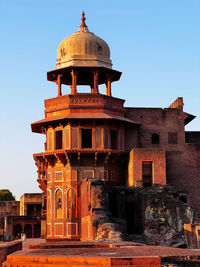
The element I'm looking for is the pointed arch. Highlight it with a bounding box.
[55,188,63,219]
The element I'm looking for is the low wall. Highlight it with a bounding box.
[184,224,200,248]
[0,240,22,266]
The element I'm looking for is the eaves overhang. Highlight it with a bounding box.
[31,112,140,133]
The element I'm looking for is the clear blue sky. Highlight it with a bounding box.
[0,0,199,199]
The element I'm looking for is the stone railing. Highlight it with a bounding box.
[45,94,125,113]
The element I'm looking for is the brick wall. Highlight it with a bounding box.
[0,202,20,218]
[128,148,166,187]
[125,107,200,219]
[167,144,200,219]
[125,107,186,152]
[20,193,42,216]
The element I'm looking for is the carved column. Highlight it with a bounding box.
[57,74,62,96]
[71,70,77,94]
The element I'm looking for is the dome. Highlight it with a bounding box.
[56,12,112,69]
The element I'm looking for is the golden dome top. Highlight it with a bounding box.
[56,12,112,69]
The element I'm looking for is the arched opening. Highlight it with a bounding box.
[98,84,106,95]
[151,133,160,144]
[64,71,72,85]
[67,188,77,219]
[77,71,94,93]
[55,189,63,219]
[98,72,107,95]
[13,224,22,238]
[58,71,72,95]
[24,224,32,238]
[34,224,41,238]
[98,72,107,84]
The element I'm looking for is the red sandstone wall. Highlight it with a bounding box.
[125,108,200,218]
[80,179,93,240]
[20,193,42,216]
[0,201,20,218]
[128,148,166,186]
[124,126,139,151]
[125,107,186,152]
[167,144,200,219]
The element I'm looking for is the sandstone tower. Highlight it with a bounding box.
[31,12,135,241]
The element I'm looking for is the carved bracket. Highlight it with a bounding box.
[44,155,54,167]
[56,153,66,165]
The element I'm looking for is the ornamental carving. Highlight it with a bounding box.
[45,95,124,113]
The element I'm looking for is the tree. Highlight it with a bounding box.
[0,190,15,201]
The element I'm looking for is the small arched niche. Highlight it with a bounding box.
[55,189,63,219]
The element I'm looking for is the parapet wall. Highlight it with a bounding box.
[0,240,22,266]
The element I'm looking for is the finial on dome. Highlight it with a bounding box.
[80,11,87,27]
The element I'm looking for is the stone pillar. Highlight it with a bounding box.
[57,74,62,96]
[93,71,99,94]
[71,70,77,94]
[106,79,111,96]
[90,85,94,93]
[32,224,34,238]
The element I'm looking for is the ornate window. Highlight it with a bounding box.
[81,129,92,148]
[47,131,53,150]
[55,130,63,149]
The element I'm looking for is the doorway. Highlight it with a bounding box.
[142,161,153,187]
[125,200,143,235]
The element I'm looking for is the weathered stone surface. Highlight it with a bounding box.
[143,186,193,246]
[0,240,22,266]
[184,223,200,248]
[89,181,126,241]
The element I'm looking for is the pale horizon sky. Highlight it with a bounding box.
[0,0,199,199]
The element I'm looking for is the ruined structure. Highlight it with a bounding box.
[0,193,42,239]
[31,12,200,244]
